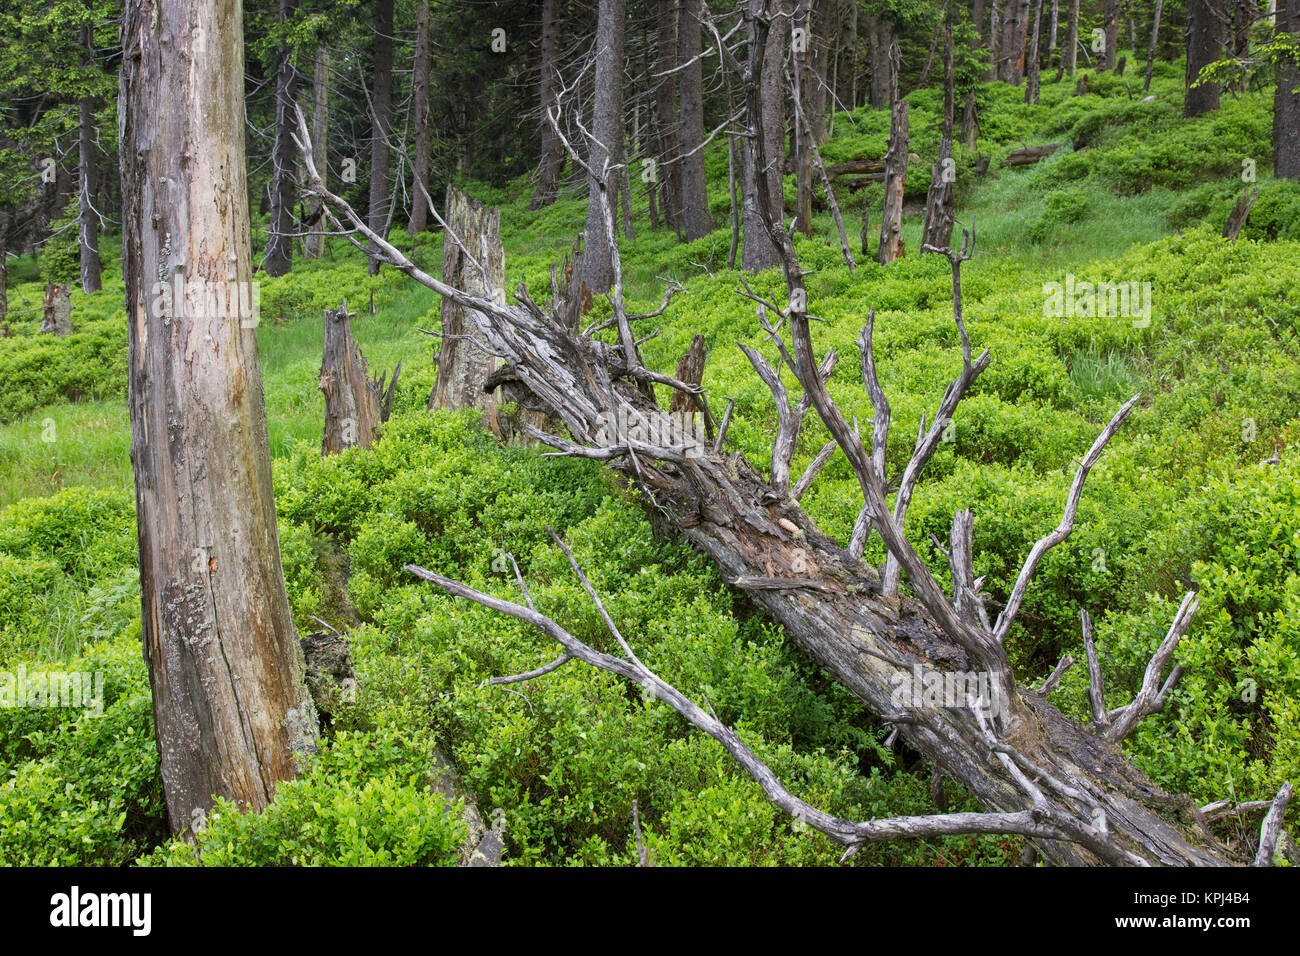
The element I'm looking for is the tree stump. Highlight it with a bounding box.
[1222,186,1259,240]
[40,283,71,335]
[320,300,381,455]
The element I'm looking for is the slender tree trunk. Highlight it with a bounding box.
[989,0,1003,79]
[1143,0,1163,93]
[1049,0,1059,53]
[806,0,832,145]
[265,0,298,278]
[408,0,432,234]
[1277,0,1300,177]
[78,20,101,293]
[1026,0,1044,102]
[305,48,329,259]
[582,0,627,294]
[119,0,318,836]
[867,15,896,107]
[679,0,713,240]
[367,0,395,276]
[1185,0,1226,117]
[1101,0,1119,70]
[741,1,785,271]
[794,0,814,235]
[1066,0,1080,74]
[530,0,566,209]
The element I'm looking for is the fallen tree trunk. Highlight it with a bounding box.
[293,83,1262,865]
[1003,143,1064,166]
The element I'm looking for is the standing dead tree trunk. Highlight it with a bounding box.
[582,0,627,295]
[122,0,319,836]
[1065,0,1080,74]
[304,48,329,259]
[679,0,714,240]
[923,23,956,250]
[1144,0,1164,93]
[40,283,72,335]
[878,93,908,264]
[1025,0,1044,102]
[77,19,101,293]
[530,0,566,209]
[408,0,432,235]
[265,0,298,278]
[320,301,381,455]
[367,0,395,276]
[1222,186,1259,239]
[293,25,1289,860]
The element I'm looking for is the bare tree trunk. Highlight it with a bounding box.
[878,98,908,264]
[793,1,814,236]
[530,0,566,209]
[989,0,1002,79]
[78,20,101,293]
[1276,0,1300,177]
[408,0,432,234]
[1066,0,1080,74]
[1185,0,1226,117]
[120,0,318,836]
[320,302,381,455]
[1049,0,1059,53]
[741,4,785,271]
[923,24,955,249]
[1101,0,1119,70]
[1144,0,1163,92]
[679,0,714,240]
[367,0,395,276]
[40,283,72,334]
[806,0,832,145]
[653,0,684,234]
[582,0,626,294]
[867,14,896,107]
[265,0,298,278]
[305,48,329,259]
[1026,0,1044,102]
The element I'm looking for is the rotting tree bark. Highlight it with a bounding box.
[877,98,908,264]
[320,301,381,455]
[294,27,1269,862]
[121,0,318,836]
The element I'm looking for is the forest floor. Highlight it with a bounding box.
[1,57,1298,866]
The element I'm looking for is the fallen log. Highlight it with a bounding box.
[1003,143,1064,167]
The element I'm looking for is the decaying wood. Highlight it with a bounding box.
[320,300,381,456]
[1003,143,1064,166]
[878,99,909,264]
[294,23,1291,863]
[1222,186,1258,240]
[826,158,887,180]
[39,282,71,335]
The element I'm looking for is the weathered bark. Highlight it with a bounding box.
[265,0,298,278]
[320,301,381,455]
[1049,0,1059,53]
[120,0,318,836]
[1223,186,1259,238]
[793,1,815,236]
[408,0,432,235]
[1065,0,1080,74]
[1276,0,1300,178]
[989,0,1002,79]
[805,0,832,146]
[923,25,956,250]
[1144,0,1164,93]
[40,283,71,334]
[740,5,785,271]
[305,48,329,259]
[1003,142,1063,165]
[962,90,979,150]
[78,19,101,293]
[429,187,531,443]
[1185,0,1227,117]
[367,0,395,275]
[530,0,566,209]
[878,99,908,264]
[679,0,714,240]
[582,0,626,294]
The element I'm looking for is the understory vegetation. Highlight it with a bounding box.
[1,60,1297,866]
